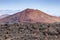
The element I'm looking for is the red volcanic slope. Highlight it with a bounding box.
[0,8,60,24]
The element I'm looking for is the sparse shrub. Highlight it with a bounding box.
[4,24,8,26]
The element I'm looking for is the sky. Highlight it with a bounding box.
[0,0,60,16]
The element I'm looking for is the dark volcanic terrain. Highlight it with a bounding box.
[0,23,60,40]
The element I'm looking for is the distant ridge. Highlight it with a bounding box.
[0,8,60,24]
[0,14,9,19]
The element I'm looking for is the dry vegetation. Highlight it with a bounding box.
[0,22,60,40]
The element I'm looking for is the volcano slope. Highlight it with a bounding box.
[0,9,60,40]
[0,8,60,24]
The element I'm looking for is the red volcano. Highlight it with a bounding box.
[0,8,60,24]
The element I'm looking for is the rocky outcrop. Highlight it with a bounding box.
[0,23,60,40]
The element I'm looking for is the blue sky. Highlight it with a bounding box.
[0,0,60,16]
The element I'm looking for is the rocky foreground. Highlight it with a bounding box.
[0,22,60,40]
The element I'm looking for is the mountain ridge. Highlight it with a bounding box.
[0,14,10,19]
[0,8,60,24]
